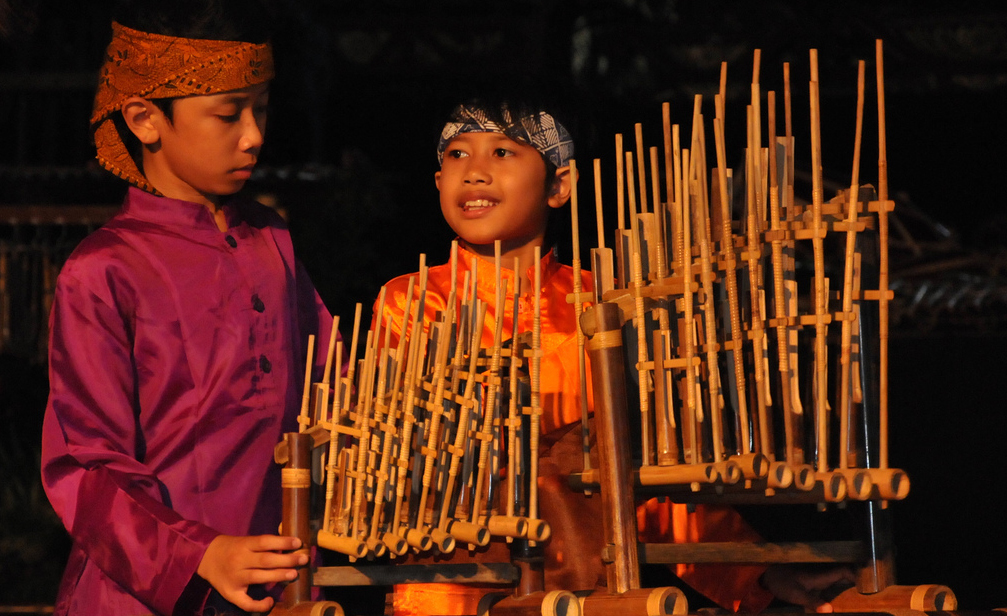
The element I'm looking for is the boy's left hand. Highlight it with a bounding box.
[760,564,857,612]
[197,534,307,612]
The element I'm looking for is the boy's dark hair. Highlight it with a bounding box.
[107,0,275,167]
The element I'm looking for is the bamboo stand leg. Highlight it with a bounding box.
[281,431,315,609]
[583,302,640,594]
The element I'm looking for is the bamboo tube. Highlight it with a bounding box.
[662,103,676,264]
[349,329,377,541]
[505,258,522,527]
[481,590,582,616]
[691,113,726,463]
[298,335,316,432]
[745,104,771,459]
[680,148,698,465]
[876,39,891,470]
[766,89,797,466]
[569,159,594,477]
[529,244,543,532]
[829,584,956,612]
[447,517,490,547]
[649,147,665,277]
[582,301,641,593]
[280,431,313,606]
[615,133,630,288]
[470,242,507,525]
[368,318,414,550]
[524,517,551,542]
[839,61,866,473]
[318,315,341,424]
[391,262,429,548]
[316,529,367,559]
[626,153,654,466]
[782,63,807,466]
[591,158,616,302]
[323,340,344,534]
[809,49,830,473]
[713,111,751,454]
[439,301,488,530]
[579,587,688,616]
[635,123,649,214]
[487,514,529,539]
[637,463,719,486]
[415,292,455,530]
[652,328,679,466]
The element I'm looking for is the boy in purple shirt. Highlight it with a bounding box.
[40,1,336,614]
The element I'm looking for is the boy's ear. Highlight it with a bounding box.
[547,165,572,209]
[434,170,442,192]
[120,96,161,146]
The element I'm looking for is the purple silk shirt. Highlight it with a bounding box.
[41,188,335,616]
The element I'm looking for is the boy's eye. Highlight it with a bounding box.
[494,148,514,157]
[447,149,468,159]
[217,112,241,123]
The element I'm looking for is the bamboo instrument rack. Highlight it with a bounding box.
[272,40,955,616]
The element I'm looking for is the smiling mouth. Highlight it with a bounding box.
[463,199,497,211]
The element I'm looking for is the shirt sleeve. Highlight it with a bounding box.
[41,270,218,616]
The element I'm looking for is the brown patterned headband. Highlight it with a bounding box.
[91,21,274,192]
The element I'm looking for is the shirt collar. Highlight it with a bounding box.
[455,241,560,297]
[119,186,242,230]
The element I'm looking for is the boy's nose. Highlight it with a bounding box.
[463,163,490,184]
[240,114,265,152]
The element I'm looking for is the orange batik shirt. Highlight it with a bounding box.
[374,244,773,615]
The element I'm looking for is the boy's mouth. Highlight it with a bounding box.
[463,199,498,212]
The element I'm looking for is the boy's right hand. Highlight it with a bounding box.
[197,534,307,613]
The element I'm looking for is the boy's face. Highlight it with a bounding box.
[435,131,565,249]
[142,82,269,207]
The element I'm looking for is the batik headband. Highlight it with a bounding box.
[436,104,574,169]
[91,21,274,192]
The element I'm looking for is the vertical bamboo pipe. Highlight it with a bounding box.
[745,104,771,458]
[583,301,641,594]
[839,61,866,471]
[680,148,698,465]
[635,123,649,214]
[809,50,830,473]
[767,91,797,464]
[569,159,593,474]
[280,431,313,608]
[876,39,891,470]
[713,111,751,454]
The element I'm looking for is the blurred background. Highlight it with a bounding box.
[2,0,1006,611]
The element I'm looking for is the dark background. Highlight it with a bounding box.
[2,0,1006,611]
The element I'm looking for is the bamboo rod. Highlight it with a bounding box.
[528,244,543,539]
[781,63,807,468]
[569,159,593,476]
[876,38,891,470]
[681,148,698,466]
[745,104,771,459]
[626,153,654,466]
[298,335,316,433]
[471,242,507,525]
[635,123,649,214]
[838,61,866,471]
[809,49,830,474]
[713,110,751,455]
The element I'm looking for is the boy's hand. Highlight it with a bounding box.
[197,534,307,612]
[760,564,857,612]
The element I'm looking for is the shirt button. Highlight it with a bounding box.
[259,355,272,373]
[225,235,237,248]
[252,295,265,312]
